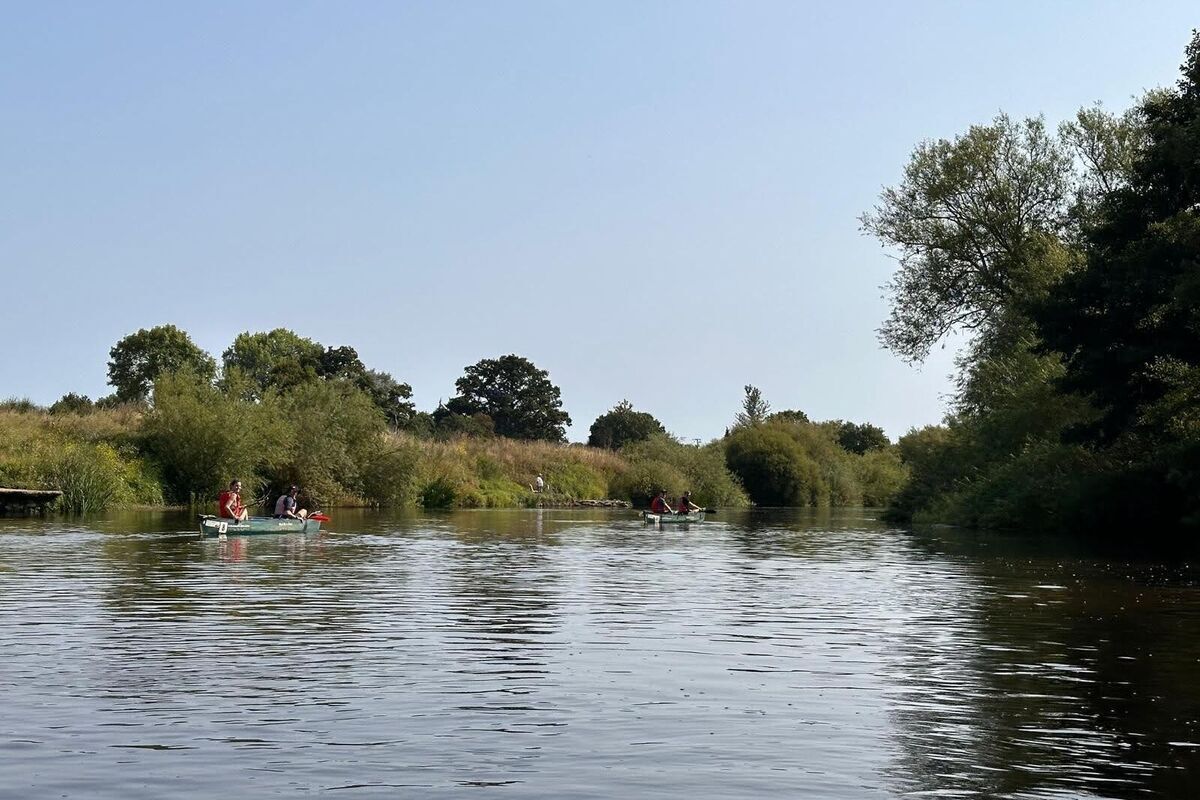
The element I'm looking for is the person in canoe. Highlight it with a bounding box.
[218,479,249,522]
[676,491,701,515]
[273,485,309,520]
[650,489,674,515]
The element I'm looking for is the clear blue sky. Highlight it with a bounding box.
[2,2,1195,441]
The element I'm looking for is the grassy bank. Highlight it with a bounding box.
[0,401,751,513]
[2,379,909,514]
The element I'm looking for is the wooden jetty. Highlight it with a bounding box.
[0,488,63,515]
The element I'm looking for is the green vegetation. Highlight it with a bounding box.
[8,323,909,513]
[588,401,666,450]
[435,354,571,441]
[724,418,903,508]
[108,324,216,404]
[868,31,1200,534]
[0,406,162,513]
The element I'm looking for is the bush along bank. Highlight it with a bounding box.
[0,383,907,514]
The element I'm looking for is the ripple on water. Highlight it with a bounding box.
[1,509,1198,798]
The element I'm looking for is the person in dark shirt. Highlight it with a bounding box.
[273,485,308,519]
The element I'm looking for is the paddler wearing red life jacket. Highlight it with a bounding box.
[649,490,674,515]
[218,479,248,521]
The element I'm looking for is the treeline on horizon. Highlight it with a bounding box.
[0,327,906,514]
[10,31,1199,532]
[860,31,1200,535]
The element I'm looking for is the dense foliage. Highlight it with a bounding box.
[588,401,666,450]
[108,325,216,403]
[440,354,571,441]
[724,419,906,508]
[870,31,1200,534]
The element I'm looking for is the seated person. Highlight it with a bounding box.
[218,479,249,521]
[677,491,701,514]
[274,485,308,520]
[649,490,674,515]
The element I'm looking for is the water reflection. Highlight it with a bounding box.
[0,508,1197,797]
[886,527,1200,798]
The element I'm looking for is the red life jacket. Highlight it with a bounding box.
[650,496,670,513]
[218,490,244,519]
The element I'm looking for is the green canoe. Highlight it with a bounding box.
[199,515,323,537]
[643,511,706,524]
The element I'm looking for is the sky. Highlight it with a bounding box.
[1,2,1196,442]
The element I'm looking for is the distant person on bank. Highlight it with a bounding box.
[274,485,309,520]
[531,473,545,493]
[218,479,249,521]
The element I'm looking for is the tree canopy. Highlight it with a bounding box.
[733,385,771,428]
[222,329,326,397]
[861,114,1075,364]
[833,421,891,455]
[1037,32,1200,447]
[221,329,414,426]
[588,401,666,450]
[443,354,571,441]
[107,324,216,403]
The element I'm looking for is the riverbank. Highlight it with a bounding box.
[0,405,748,513]
[0,399,907,515]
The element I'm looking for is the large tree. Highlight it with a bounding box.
[588,400,665,450]
[861,114,1075,365]
[444,354,571,441]
[834,421,891,455]
[1037,32,1200,448]
[108,324,216,403]
[221,330,415,426]
[360,368,416,429]
[733,385,771,428]
[222,329,325,397]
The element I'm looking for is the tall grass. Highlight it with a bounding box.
[1,382,901,513]
[0,409,163,512]
[397,433,627,508]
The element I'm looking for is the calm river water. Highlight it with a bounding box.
[0,508,1197,798]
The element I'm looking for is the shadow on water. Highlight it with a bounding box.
[884,524,1200,798]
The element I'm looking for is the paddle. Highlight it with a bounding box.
[702,507,718,514]
[309,512,331,522]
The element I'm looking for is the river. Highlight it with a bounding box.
[0,508,1196,798]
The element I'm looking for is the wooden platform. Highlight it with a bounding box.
[0,488,63,515]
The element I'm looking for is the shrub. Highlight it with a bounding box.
[42,443,125,513]
[270,379,388,505]
[0,398,41,413]
[49,393,95,415]
[610,458,688,507]
[855,448,909,507]
[144,371,289,503]
[359,438,423,507]
[620,435,749,507]
[725,424,828,506]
